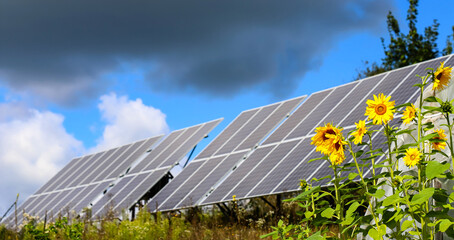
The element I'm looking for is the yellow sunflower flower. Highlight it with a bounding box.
[365,93,395,125]
[432,129,447,150]
[352,120,367,144]
[329,142,346,165]
[432,61,453,91]
[402,104,416,124]
[403,148,421,167]
[311,123,343,155]
[311,123,346,165]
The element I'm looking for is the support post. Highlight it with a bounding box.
[260,196,276,211]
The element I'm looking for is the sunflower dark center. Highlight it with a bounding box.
[323,129,336,140]
[436,72,443,80]
[375,104,387,115]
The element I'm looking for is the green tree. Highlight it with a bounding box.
[356,0,452,79]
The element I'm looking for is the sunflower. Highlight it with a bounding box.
[403,148,421,167]
[352,120,367,144]
[329,142,346,165]
[365,93,395,125]
[432,61,453,91]
[311,123,346,165]
[432,129,447,150]
[311,123,343,155]
[402,104,416,124]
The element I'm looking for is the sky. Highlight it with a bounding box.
[0,0,453,216]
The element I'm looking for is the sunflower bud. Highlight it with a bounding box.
[441,101,453,114]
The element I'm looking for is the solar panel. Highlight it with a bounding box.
[89,119,222,218]
[3,135,164,226]
[195,110,259,160]
[200,146,275,205]
[262,91,331,145]
[177,151,249,208]
[150,97,305,211]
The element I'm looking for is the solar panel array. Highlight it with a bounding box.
[2,119,222,226]
[2,135,163,226]
[199,55,454,206]
[147,96,306,211]
[2,55,453,225]
[90,119,222,218]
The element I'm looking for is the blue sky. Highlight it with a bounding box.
[0,0,453,215]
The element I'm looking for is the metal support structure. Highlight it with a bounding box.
[276,194,282,217]
[260,196,276,211]
[183,145,197,168]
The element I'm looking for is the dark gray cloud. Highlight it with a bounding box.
[0,0,393,105]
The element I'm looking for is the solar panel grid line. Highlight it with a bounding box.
[285,83,360,140]
[55,184,101,216]
[105,138,153,179]
[39,154,95,193]
[155,119,223,168]
[141,124,203,171]
[174,151,250,209]
[70,181,113,215]
[130,130,186,173]
[152,126,202,169]
[123,135,164,175]
[90,175,136,217]
[91,145,134,182]
[95,141,147,181]
[223,140,301,201]
[25,191,59,218]
[91,173,152,218]
[337,74,390,126]
[111,169,169,214]
[203,109,263,158]
[66,147,120,188]
[52,152,105,191]
[193,110,259,160]
[300,82,362,135]
[155,155,229,211]
[147,161,205,212]
[243,138,304,199]
[214,104,281,156]
[246,138,312,199]
[199,146,277,206]
[34,190,69,220]
[276,89,334,143]
[34,157,82,195]
[233,96,306,152]
[216,144,282,201]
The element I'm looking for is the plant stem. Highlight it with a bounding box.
[368,133,377,186]
[445,113,454,173]
[333,165,344,240]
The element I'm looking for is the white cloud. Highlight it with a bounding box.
[0,103,83,214]
[92,93,169,152]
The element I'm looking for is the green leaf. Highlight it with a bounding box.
[368,225,386,240]
[348,172,359,180]
[401,220,414,231]
[426,161,450,179]
[411,188,435,205]
[277,219,283,227]
[370,189,386,199]
[321,208,335,219]
[383,193,401,206]
[439,219,453,232]
[304,211,314,219]
[307,231,325,240]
